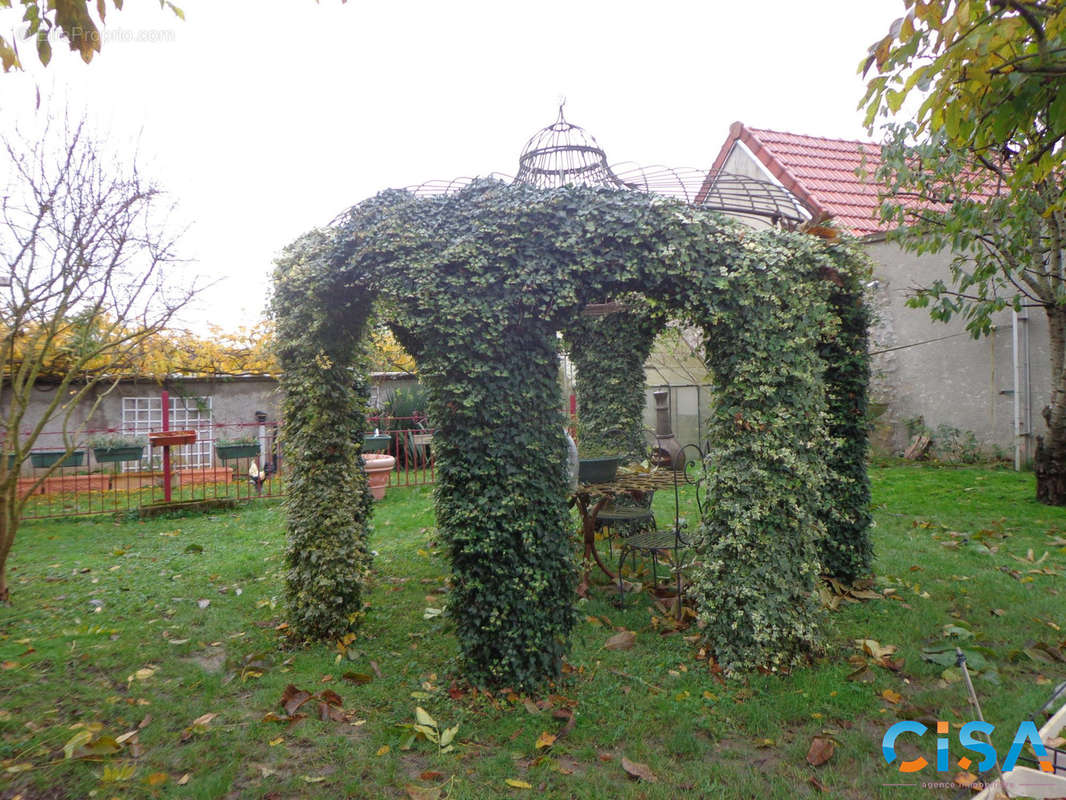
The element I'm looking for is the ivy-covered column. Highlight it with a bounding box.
[272,231,375,641]
[564,308,658,463]
[818,243,873,582]
[425,321,576,690]
[690,257,829,673]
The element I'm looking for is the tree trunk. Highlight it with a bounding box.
[1036,307,1066,505]
[0,499,12,604]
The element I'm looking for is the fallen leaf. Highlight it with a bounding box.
[376,745,390,756]
[63,730,92,759]
[191,713,217,727]
[419,770,445,781]
[808,775,827,792]
[856,639,896,659]
[177,773,191,785]
[404,785,441,800]
[555,709,577,740]
[806,736,835,766]
[535,731,556,750]
[343,672,373,685]
[621,756,656,782]
[881,689,902,704]
[505,778,532,789]
[281,685,313,716]
[954,771,979,788]
[146,772,168,786]
[605,630,636,651]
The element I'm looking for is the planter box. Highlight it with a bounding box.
[148,430,197,447]
[177,467,234,487]
[362,434,392,453]
[41,474,110,494]
[215,444,260,461]
[93,446,145,464]
[578,456,621,485]
[30,450,85,469]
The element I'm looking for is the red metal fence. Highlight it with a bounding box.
[10,416,437,520]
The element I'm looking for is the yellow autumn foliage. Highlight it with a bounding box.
[4,317,416,379]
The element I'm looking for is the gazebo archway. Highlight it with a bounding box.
[273,175,871,689]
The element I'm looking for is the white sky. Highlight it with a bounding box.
[1,0,904,333]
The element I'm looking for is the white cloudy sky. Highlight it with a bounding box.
[1,0,904,333]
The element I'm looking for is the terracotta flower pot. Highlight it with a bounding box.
[361,453,395,500]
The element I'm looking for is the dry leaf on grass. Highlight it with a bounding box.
[404,785,441,800]
[806,737,835,766]
[535,731,556,750]
[605,630,636,651]
[621,756,656,782]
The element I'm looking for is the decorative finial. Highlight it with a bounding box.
[557,96,567,124]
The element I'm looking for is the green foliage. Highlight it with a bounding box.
[564,306,660,463]
[861,0,1066,189]
[817,242,874,583]
[874,124,1066,338]
[274,180,871,683]
[86,433,146,449]
[272,229,374,642]
[689,238,832,671]
[381,385,428,421]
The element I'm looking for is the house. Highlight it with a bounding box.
[703,123,1045,464]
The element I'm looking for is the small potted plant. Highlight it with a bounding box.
[577,442,622,485]
[215,435,261,461]
[89,433,147,464]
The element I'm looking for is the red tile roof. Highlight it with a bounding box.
[709,122,887,236]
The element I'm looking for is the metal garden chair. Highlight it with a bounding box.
[616,443,705,610]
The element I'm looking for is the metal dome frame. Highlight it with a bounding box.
[399,108,808,228]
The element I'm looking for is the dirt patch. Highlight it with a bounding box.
[183,646,226,673]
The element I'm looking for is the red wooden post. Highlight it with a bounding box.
[161,390,172,503]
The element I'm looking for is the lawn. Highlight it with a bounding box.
[1,465,1064,799]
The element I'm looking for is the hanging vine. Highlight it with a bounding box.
[564,305,660,462]
[273,180,872,683]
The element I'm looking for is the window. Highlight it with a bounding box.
[121,395,214,469]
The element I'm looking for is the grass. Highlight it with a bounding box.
[1,465,1064,799]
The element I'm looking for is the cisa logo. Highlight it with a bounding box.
[882,719,1054,773]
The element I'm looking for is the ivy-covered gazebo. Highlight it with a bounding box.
[272,112,872,690]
